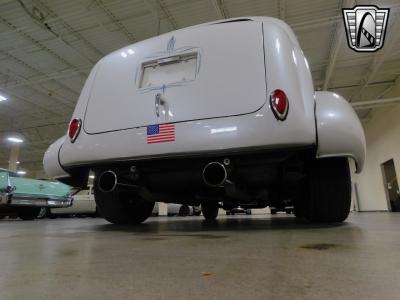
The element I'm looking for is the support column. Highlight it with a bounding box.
[8,144,20,172]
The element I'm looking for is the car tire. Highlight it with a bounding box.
[0,215,5,220]
[295,157,351,223]
[178,205,190,217]
[226,211,230,215]
[36,207,49,219]
[246,210,252,215]
[19,207,41,221]
[94,186,155,224]
[270,208,277,215]
[201,202,218,220]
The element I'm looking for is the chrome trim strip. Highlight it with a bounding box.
[1,194,73,208]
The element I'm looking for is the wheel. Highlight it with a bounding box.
[18,207,41,220]
[36,207,49,219]
[193,210,201,216]
[94,185,155,224]
[295,157,351,223]
[201,202,219,220]
[270,208,277,215]
[178,205,190,216]
[225,211,230,215]
[246,210,252,215]
[285,208,292,215]
[0,215,5,220]
[193,206,201,216]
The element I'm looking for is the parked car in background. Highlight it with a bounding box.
[270,206,294,215]
[0,169,72,220]
[38,185,97,218]
[226,207,251,215]
[168,204,201,216]
[152,203,201,217]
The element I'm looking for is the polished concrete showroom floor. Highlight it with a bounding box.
[1,212,399,300]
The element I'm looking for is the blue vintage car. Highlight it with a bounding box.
[0,169,72,220]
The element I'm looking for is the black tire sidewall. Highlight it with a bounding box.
[94,183,154,224]
[201,202,219,220]
[18,207,41,220]
[299,157,351,223]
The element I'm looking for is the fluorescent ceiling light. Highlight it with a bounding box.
[17,170,26,175]
[0,94,7,102]
[7,137,23,143]
[89,175,95,179]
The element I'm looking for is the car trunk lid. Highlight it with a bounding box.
[84,21,266,133]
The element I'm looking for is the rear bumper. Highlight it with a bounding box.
[0,193,73,208]
[56,106,316,169]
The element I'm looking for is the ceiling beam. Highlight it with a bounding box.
[92,0,137,42]
[210,0,227,19]
[322,0,354,91]
[292,16,341,32]
[0,69,77,110]
[0,15,88,77]
[352,96,400,109]
[35,0,104,61]
[349,11,400,101]
[143,0,178,30]
[0,67,90,90]
[278,0,286,20]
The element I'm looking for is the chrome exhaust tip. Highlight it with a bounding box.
[202,162,228,187]
[98,170,118,193]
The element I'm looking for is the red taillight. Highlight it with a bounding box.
[68,118,81,143]
[270,89,289,121]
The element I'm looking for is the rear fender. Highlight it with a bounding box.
[315,91,366,173]
[43,136,69,179]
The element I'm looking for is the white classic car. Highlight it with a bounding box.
[152,203,201,217]
[44,17,366,224]
[37,185,97,218]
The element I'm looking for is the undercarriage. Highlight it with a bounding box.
[62,147,351,224]
[97,148,310,204]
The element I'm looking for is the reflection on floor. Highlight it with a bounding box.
[0,212,399,300]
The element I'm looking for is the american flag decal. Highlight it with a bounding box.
[147,124,175,144]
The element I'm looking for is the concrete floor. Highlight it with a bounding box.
[1,213,400,300]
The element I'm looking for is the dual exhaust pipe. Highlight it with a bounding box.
[97,170,118,193]
[202,161,229,187]
[97,160,230,192]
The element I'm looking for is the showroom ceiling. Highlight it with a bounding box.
[0,0,399,174]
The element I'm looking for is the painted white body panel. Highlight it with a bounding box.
[84,21,267,132]
[43,136,69,179]
[315,91,366,172]
[43,17,365,180]
[51,186,96,214]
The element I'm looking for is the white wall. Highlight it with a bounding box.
[352,103,400,211]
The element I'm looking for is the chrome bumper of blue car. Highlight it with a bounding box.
[0,193,73,208]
